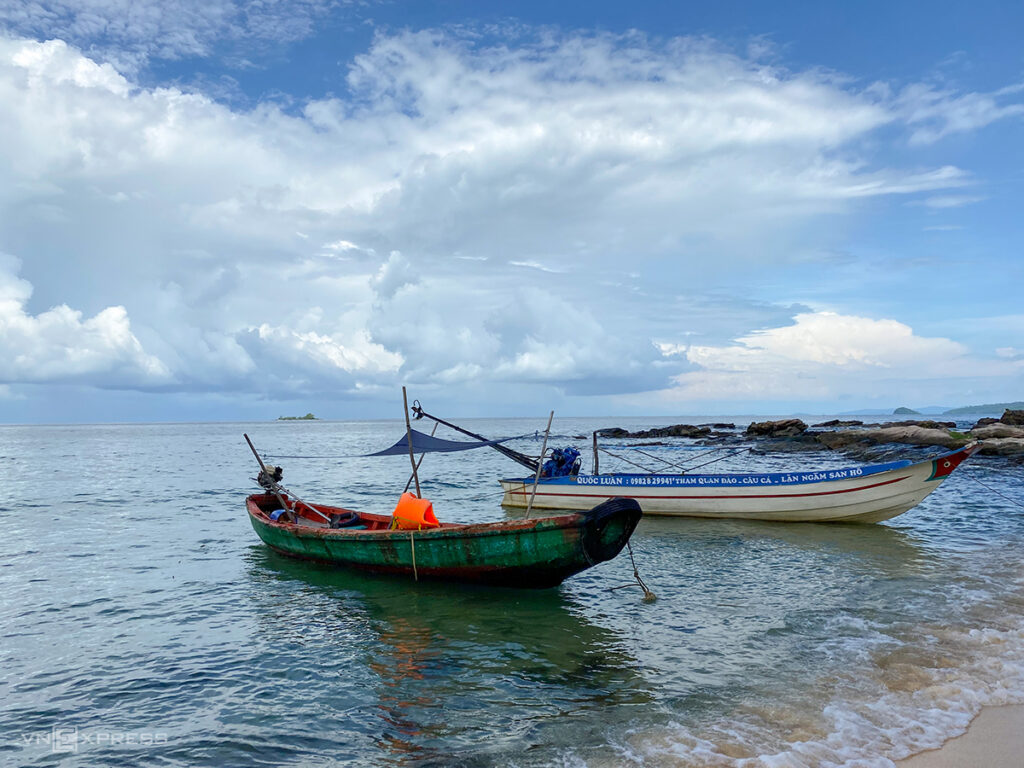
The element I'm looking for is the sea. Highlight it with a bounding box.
[2,416,1022,767]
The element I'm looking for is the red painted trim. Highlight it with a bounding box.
[506,474,911,501]
[927,443,978,480]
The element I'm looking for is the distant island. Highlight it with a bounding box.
[278,413,318,420]
[840,401,1022,417]
[943,401,1024,416]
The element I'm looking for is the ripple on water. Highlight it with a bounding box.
[1,420,1023,767]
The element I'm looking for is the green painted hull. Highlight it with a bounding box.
[247,494,641,588]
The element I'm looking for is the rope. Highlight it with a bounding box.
[630,448,690,472]
[962,470,1024,510]
[609,541,656,602]
[680,448,751,473]
[410,531,418,581]
[599,447,659,474]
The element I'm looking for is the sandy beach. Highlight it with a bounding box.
[898,705,1024,768]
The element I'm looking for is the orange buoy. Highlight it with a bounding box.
[390,492,439,530]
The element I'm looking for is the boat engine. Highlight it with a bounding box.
[541,447,581,478]
[257,465,284,490]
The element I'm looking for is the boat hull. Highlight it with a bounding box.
[247,495,642,588]
[500,444,980,523]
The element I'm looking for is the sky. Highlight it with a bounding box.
[0,0,1022,422]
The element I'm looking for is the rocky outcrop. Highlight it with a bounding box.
[753,435,829,453]
[699,423,736,429]
[971,424,1024,440]
[746,419,807,437]
[814,426,969,451]
[978,438,1024,456]
[972,417,999,429]
[595,414,1024,458]
[626,424,711,438]
[1001,409,1024,426]
[596,425,710,438]
[877,420,956,430]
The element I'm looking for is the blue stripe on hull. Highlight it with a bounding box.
[503,458,915,488]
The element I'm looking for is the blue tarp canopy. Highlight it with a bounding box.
[364,428,516,457]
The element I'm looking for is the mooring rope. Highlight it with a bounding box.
[410,531,418,581]
[962,469,1024,510]
[609,541,656,602]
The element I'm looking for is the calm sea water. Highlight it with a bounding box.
[2,418,1023,767]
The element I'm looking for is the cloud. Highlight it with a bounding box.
[656,311,1014,403]
[0,254,169,386]
[0,0,335,71]
[894,81,1024,145]
[915,194,985,208]
[0,30,1018,408]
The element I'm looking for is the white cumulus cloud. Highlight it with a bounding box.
[656,311,1010,403]
[0,255,169,386]
[0,30,1019,408]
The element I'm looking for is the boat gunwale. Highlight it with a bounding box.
[246,494,591,541]
[500,442,979,487]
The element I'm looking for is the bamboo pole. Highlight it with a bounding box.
[402,387,421,497]
[404,421,438,494]
[525,411,554,519]
[244,433,298,523]
[592,430,600,475]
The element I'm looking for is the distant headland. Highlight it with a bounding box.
[277,413,318,421]
[842,401,1024,417]
[942,401,1024,415]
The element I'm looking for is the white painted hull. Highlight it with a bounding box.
[500,444,979,523]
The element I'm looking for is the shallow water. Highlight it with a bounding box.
[1,418,1022,767]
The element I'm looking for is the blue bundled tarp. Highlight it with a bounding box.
[364,429,518,457]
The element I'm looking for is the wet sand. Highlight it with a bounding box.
[897,705,1024,768]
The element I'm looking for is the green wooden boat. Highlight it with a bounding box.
[246,493,642,588]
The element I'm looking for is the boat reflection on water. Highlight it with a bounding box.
[243,547,655,765]
[636,514,933,565]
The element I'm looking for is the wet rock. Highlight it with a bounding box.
[699,422,736,430]
[753,435,829,452]
[746,419,808,438]
[812,419,864,427]
[971,424,1024,440]
[877,420,957,430]
[978,437,1024,456]
[595,425,711,439]
[1001,409,1024,426]
[816,426,967,451]
[868,421,954,434]
[972,417,999,429]
[625,424,712,439]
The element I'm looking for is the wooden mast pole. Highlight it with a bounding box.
[525,411,554,519]
[244,433,296,522]
[402,386,421,497]
[404,421,438,494]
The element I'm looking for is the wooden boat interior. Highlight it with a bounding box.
[249,493,463,530]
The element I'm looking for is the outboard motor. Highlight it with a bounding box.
[541,447,582,478]
[257,465,284,491]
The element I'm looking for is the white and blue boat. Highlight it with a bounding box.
[498,444,980,523]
